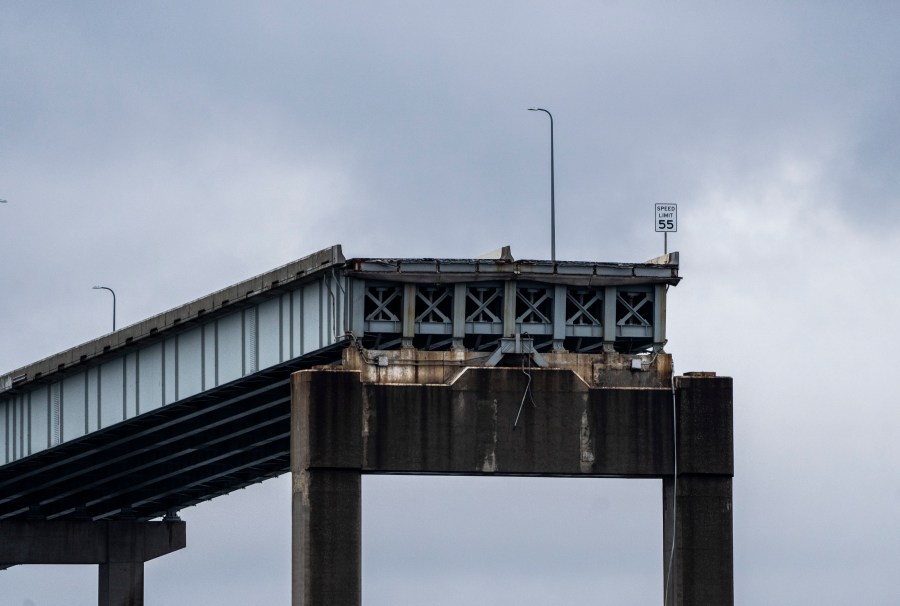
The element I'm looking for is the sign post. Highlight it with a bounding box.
[655,203,677,254]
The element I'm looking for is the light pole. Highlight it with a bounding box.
[528,107,555,262]
[93,286,116,332]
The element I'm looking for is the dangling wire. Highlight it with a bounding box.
[513,352,537,430]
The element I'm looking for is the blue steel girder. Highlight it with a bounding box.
[364,286,402,323]
[465,285,503,324]
[566,288,603,327]
[617,290,653,327]
[414,286,452,324]
[516,286,553,324]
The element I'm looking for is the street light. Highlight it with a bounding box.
[528,107,555,262]
[93,286,116,332]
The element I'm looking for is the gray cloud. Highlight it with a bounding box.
[2,2,900,604]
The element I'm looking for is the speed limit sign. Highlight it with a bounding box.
[655,204,677,232]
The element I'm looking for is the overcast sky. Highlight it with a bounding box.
[3,2,900,604]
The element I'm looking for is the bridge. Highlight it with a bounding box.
[0,244,733,605]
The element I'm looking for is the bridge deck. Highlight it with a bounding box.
[1,245,679,521]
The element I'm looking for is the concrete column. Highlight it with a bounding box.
[662,373,734,606]
[293,469,361,606]
[99,561,144,606]
[292,370,363,606]
[662,475,733,606]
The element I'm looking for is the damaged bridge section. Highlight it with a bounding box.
[0,243,727,605]
[291,348,733,606]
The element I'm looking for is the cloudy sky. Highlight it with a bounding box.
[2,1,900,604]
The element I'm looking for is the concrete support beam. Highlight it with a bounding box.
[291,358,732,606]
[0,520,186,606]
[292,371,363,606]
[0,520,186,565]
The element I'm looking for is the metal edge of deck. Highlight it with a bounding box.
[344,250,680,285]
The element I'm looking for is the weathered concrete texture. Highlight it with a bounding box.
[295,367,676,476]
[343,346,675,390]
[99,562,144,606]
[675,373,734,475]
[663,476,733,606]
[0,520,186,564]
[292,371,363,606]
[291,360,733,606]
[663,374,734,606]
[0,520,186,606]
[360,368,677,475]
[292,470,361,606]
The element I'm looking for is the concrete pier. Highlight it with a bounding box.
[291,349,733,606]
[0,247,687,603]
[0,520,186,606]
[663,373,734,604]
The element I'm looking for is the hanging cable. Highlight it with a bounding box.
[513,352,536,430]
